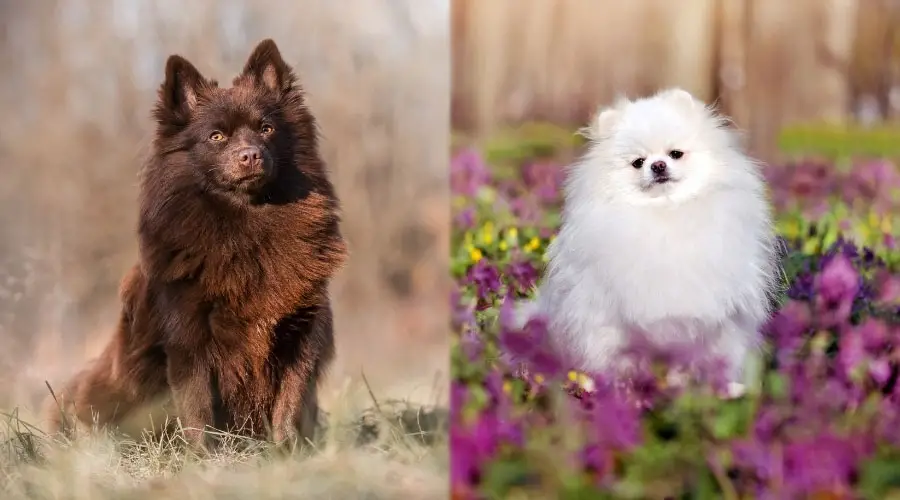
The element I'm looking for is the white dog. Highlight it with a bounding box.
[518,88,779,396]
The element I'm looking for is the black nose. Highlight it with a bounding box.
[237,146,262,168]
[650,160,667,175]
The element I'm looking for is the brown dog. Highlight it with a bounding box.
[44,39,347,449]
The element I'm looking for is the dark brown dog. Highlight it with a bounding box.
[44,39,347,449]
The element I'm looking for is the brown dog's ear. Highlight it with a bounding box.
[241,39,295,93]
[154,55,209,126]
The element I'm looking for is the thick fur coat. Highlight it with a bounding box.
[519,89,778,390]
[45,39,347,448]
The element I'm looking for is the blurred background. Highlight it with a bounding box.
[452,0,900,161]
[0,0,450,413]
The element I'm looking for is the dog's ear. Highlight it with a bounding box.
[658,88,700,111]
[157,55,208,119]
[580,97,628,141]
[241,39,296,93]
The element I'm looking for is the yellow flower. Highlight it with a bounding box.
[499,241,508,251]
[781,219,801,240]
[533,374,545,384]
[508,227,519,240]
[567,371,577,382]
[802,238,819,255]
[868,211,880,230]
[481,221,494,245]
[525,237,541,252]
[470,248,483,262]
[502,381,512,394]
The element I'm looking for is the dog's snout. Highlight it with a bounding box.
[237,146,262,169]
[650,160,668,175]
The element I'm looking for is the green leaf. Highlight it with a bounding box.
[710,400,748,440]
[858,455,900,499]
[482,459,535,498]
[765,372,789,400]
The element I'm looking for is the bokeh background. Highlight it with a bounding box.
[452,0,900,160]
[0,0,450,413]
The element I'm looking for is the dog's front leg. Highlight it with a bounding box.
[165,348,216,450]
[271,362,319,449]
[271,305,333,450]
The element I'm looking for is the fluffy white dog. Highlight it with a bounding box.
[518,88,779,396]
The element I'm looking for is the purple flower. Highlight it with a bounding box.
[521,161,565,204]
[451,409,524,490]
[579,444,613,479]
[876,270,900,305]
[843,159,900,211]
[454,207,478,230]
[751,407,785,442]
[483,371,517,418]
[497,299,565,379]
[450,427,486,488]
[465,261,503,301]
[528,346,564,379]
[505,259,539,294]
[452,288,477,331]
[869,357,893,386]
[788,271,815,300]
[765,300,811,348]
[451,149,492,196]
[460,329,484,362]
[451,381,469,423]
[782,433,861,496]
[838,327,866,379]
[856,318,889,351]
[576,389,642,451]
[732,439,780,482]
[507,197,543,225]
[813,254,860,327]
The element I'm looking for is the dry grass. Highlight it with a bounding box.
[0,386,448,499]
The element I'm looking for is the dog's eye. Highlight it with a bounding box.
[209,131,226,142]
[669,150,684,160]
[260,123,275,135]
[631,158,645,169]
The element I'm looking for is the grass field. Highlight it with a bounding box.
[1,390,448,499]
[450,124,900,499]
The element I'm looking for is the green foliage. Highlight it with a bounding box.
[778,123,900,160]
[483,122,586,167]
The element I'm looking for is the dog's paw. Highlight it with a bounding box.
[723,382,747,399]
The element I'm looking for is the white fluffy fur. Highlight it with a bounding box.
[519,88,778,387]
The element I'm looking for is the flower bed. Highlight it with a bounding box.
[450,130,900,499]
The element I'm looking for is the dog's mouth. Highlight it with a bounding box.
[642,176,678,191]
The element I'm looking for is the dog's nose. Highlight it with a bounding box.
[237,146,262,169]
[650,160,668,175]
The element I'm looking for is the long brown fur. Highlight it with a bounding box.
[44,39,347,449]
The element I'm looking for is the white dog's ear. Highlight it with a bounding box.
[593,108,620,134]
[580,97,627,140]
[658,88,700,111]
